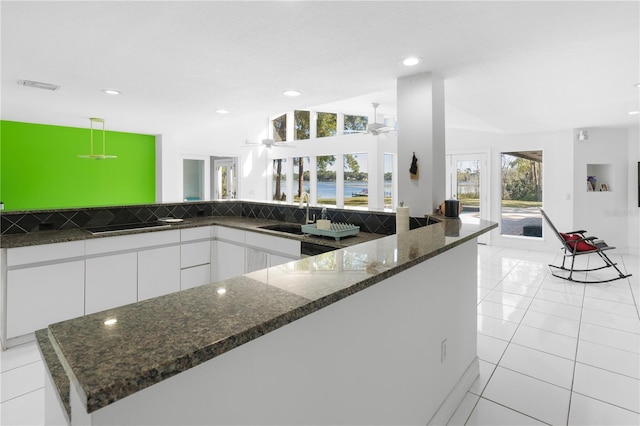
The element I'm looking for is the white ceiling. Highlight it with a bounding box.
[2,1,639,143]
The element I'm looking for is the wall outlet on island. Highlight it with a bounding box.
[441,338,447,363]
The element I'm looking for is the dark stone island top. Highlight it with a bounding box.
[42,219,497,416]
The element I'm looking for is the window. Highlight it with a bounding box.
[272,158,287,201]
[293,156,310,202]
[384,154,393,209]
[501,151,543,237]
[344,153,368,206]
[344,115,368,134]
[317,155,337,205]
[317,112,337,138]
[294,110,310,140]
[183,159,204,201]
[272,114,287,142]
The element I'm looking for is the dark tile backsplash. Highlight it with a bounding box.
[0,201,434,236]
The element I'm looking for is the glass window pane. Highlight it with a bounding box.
[272,158,287,201]
[293,157,310,203]
[384,154,393,209]
[344,115,368,134]
[183,159,204,201]
[317,155,337,206]
[344,153,368,207]
[500,151,543,237]
[294,111,310,140]
[317,112,337,138]
[272,114,287,142]
[456,159,480,224]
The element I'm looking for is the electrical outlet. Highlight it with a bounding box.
[441,339,447,362]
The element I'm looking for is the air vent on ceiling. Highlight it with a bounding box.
[18,80,60,91]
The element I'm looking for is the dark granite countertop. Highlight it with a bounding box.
[42,219,497,414]
[0,216,383,249]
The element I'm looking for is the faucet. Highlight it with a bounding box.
[300,192,315,224]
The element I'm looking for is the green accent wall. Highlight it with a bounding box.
[0,120,155,211]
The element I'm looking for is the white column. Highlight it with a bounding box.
[397,72,446,216]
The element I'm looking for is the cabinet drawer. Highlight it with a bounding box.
[181,264,211,290]
[86,230,180,255]
[216,227,245,244]
[181,226,211,242]
[181,241,210,268]
[7,240,85,266]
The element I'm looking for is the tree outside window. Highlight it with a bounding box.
[272,114,287,142]
[344,115,368,134]
[294,111,310,140]
[317,112,337,138]
[500,151,543,237]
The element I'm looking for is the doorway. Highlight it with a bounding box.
[446,153,489,244]
[213,158,238,200]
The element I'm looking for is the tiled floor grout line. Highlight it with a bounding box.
[0,385,44,405]
[464,252,551,426]
[0,358,42,375]
[565,263,587,426]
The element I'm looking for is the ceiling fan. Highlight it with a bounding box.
[365,103,395,135]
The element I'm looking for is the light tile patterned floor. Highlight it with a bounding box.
[0,246,638,425]
[449,245,640,426]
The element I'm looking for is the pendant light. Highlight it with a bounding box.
[78,117,117,159]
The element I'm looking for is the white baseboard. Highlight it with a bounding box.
[428,356,480,425]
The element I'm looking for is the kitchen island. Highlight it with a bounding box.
[40,218,496,425]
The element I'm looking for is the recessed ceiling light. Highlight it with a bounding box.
[215,109,229,114]
[102,89,121,95]
[402,57,422,66]
[282,90,301,97]
[628,110,640,115]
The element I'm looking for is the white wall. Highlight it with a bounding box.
[446,128,573,251]
[573,127,632,252]
[627,127,639,255]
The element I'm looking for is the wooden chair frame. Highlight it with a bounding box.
[540,208,631,284]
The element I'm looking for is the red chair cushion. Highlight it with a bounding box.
[560,233,597,252]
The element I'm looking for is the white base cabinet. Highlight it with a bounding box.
[85,253,137,315]
[1,224,305,346]
[6,261,84,338]
[215,241,246,281]
[181,265,211,291]
[139,246,181,301]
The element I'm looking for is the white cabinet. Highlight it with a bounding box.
[138,246,181,301]
[181,265,211,290]
[6,261,84,338]
[85,253,137,315]
[215,241,246,281]
[180,227,212,290]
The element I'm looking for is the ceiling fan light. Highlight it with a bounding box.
[402,57,421,66]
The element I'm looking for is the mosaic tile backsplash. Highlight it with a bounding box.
[0,201,431,236]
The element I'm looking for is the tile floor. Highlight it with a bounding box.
[0,245,638,425]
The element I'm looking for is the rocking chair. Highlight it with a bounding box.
[540,208,631,284]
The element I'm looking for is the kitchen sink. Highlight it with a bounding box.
[85,222,172,235]
[258,223,304,235]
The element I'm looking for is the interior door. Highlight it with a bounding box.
[446,153,489,244]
